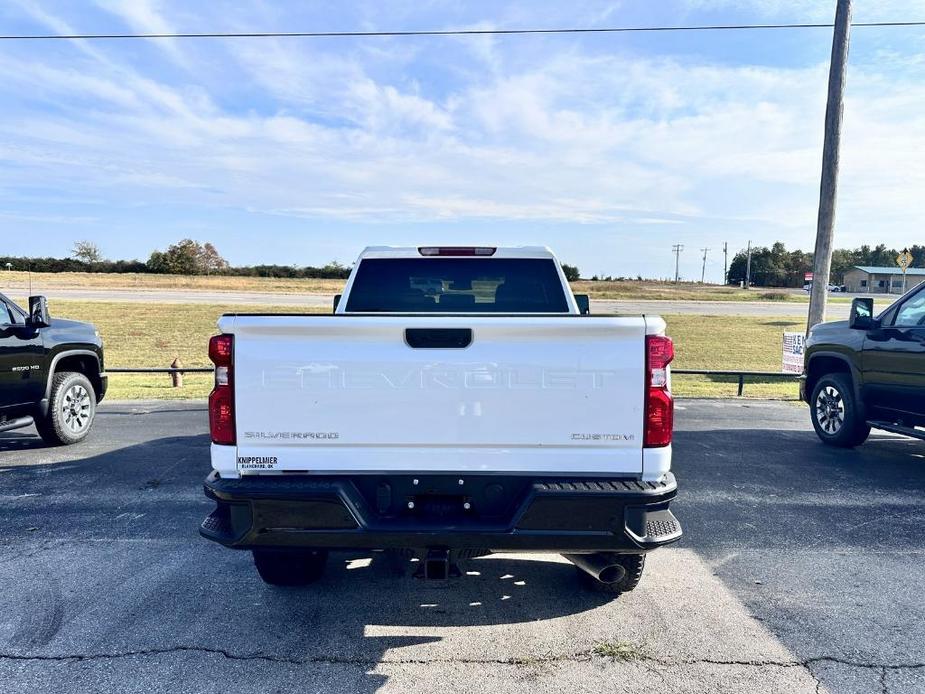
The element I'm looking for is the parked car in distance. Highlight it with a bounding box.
[200,246,681,594]
[802,282,925,446]
[804,282,845,293]
[0,293,106,445]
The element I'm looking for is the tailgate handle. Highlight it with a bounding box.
[405,328,472,349]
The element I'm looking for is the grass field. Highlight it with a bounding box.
[21,299,803,401]
[667,314,802,399]
[571,280,808,303]
[4,269,853,304]
[4,270,344,294]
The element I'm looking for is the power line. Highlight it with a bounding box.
[700,247,710,284]
[723,242,729,286]
[672,244,684,284]
[2,21,925,41]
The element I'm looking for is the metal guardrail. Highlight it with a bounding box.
[673,369,800,396]
[106,367,802,397]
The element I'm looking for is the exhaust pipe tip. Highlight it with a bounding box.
[563,553,627,585]
[597,563,627,585]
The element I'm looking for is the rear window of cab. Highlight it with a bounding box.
[344,258,570,313]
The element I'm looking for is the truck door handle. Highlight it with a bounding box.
[405,328,472,349]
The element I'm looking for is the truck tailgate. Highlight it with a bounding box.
[225,315,647,475]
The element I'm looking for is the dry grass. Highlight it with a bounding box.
[571,279,805,302]
[4,270,344,294]
[593,640,647,661]
[15,299,803,400]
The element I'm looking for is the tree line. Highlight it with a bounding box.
[5,239,582,283]
[727,243,925,288]
[1,239,352,279]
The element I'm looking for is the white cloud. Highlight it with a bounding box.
[93,0,190,68]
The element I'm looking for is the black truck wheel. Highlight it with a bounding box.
[35,372,97,446]
[576,553,646,595]
[810,373,870,448]
[252,548,328,586]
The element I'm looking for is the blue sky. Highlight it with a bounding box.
[1,1,924,282]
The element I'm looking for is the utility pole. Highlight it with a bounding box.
[808,0,852,332]
[723,242,728,285]
[700,248,710,283]
[745,241,752,289]
[672,244,684,283]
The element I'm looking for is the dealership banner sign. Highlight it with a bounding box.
[782,332,805,374]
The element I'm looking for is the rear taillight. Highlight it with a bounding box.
[208,334,235,445]
[644,335,674,448]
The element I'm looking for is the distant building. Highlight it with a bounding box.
[843,265,925,294]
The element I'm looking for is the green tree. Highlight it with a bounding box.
[830,248,857,282]
[147,239,227,275]
[869,244,896,267]
[728,243,808,287]
[908,245,925,268]
[560,263,581,282]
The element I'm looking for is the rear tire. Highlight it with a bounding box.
[810,373,870,448]
[576,553,646,596]
[35,372,97,446]
[252,548,328,586]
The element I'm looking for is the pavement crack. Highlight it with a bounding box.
[0,647,309,666]
[1,648,924,673]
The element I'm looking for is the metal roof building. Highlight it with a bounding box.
[843,265,925,294]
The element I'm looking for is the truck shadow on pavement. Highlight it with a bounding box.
[0,430,56,452]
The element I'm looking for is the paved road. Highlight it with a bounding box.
[0,400,922,693]
[30,287,856,318]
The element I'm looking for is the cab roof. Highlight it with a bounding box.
[357,246,557,260]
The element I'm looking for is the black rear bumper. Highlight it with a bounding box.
[200,471,681,554]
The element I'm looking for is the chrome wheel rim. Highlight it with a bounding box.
[815,385,845,435]
[62,384,91,433]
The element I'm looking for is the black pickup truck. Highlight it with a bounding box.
[802,282,925,446]
[0,293,107,445]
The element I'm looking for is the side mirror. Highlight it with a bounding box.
[574,294,590,315]
[333,294,342,313]
[27,295,50,328]
[849,297,874,330]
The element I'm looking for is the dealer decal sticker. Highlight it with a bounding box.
[237,456,278,471]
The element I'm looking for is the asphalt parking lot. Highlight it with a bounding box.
[0,399,923,694]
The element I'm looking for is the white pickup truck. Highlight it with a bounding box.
[200,246,681,594]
